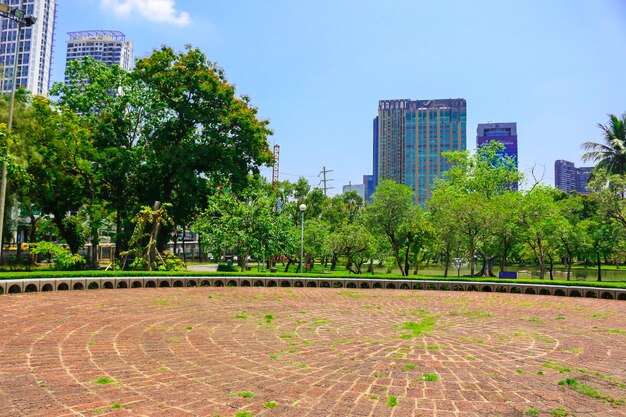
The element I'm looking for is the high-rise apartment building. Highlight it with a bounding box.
[373,98,466,203]
[477,122,518,190]
[555,160,593,194]
[65,30,133,76]
[0,0,56,96]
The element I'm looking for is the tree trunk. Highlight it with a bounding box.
[597,251,602,282]
[443,245,450,278]
[566,257,572,281]
[115,212,122,260]
[181,227,186,265]
[147,201,162,271]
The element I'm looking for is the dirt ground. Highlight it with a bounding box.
[0,288,624,416]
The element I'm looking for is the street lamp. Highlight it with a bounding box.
[0,1,37,260]
[299,203,306,273]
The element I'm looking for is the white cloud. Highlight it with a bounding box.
[101,0,191,26]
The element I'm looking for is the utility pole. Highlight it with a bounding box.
[271,144,280,187]
[318,166,334,196]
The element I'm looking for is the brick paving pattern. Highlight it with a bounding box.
[0,288,624,416]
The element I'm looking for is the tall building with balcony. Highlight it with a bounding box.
[555,160,593,194]
[65,30,133,76]
[373,98,466,203]
[477,122,519,190]
[0,0,57,96]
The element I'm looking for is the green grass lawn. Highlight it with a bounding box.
[0,264,625,289]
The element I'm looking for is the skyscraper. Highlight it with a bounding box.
[555,160,593,194]
[0,0,56,96]
[477,122,518,190]
[65,30,133,76]
[477,122,518,165]
[373,98,466,203]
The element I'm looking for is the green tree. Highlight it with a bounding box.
[363,180,416,276]
[53,47,275,257]
[432,141,523,276]
[329,224,373,274]
[582,113,626,175]
[517,186,562,279]
[13,97,94,253]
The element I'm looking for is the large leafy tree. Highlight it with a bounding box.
[53,46,274,255]
[12,97,94,254]
[582,113,626,175]
[431,141,522,276]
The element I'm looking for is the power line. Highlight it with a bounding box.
[318,166,334,196]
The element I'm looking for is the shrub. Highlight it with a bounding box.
[30,241,86,270]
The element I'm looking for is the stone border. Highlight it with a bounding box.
[0,276,624,300]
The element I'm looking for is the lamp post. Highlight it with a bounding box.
[0,1,37,261]
[299,203,306,273]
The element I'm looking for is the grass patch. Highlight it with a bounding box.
[558,378,624,405]
[402,364,417,372]
[185,326,193,331]
[372,372,384,377]
[279,333,295,339]
[159,366,169,371]
[386,395,397,407]
[526,317,543,323]
[399,311,436,338]
[234,312,248,319]
[464,355,476,361]
[264,314,274,324]
[93,377,115,385]
[167,337,181,344]
[551,407,569,416]
[542,363,571,373]
[426,345,440,350]
[525,407,539,416]
[235,412,253,417]
[111,403,122,409]
[449,309,491,319]
[337,291,367,298]
[607,329,626,334]
[235,391,255,398]
[420,373,439,382]
[263,401,277,408]
[153,299,172,306]
[311,319,330,325]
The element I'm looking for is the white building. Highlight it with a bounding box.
[65,30,133,76]
[0,0,57,96]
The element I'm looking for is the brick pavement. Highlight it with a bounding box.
[0,288,624,416]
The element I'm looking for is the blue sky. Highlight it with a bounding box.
[54,0,626,192]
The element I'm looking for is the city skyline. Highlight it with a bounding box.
[12,1,626,193]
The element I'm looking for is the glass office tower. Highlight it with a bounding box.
[374,98,466,203]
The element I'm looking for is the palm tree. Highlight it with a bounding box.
[582,113,626,175]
